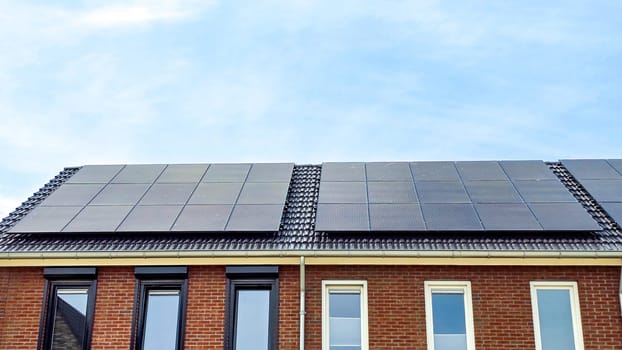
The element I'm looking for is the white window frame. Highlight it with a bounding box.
[424,281,476,350]
[322,280,369,350]
[530,281,584,350]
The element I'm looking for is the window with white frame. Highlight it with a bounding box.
[424,281,476,350]
[322,280,369,350]
[530,281,584,350]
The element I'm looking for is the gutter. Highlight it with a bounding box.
[1,249,622,259]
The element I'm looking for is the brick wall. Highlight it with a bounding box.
[304,265,622,350]
[0,267,44,350]
[0,265,620,350]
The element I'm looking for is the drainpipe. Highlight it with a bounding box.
[300,256,306,350]
[619,266,622,316]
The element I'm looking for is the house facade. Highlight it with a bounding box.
[1,160,622,350]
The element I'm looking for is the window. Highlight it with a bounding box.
[424,281,475,350]
[40,267,97,350]
[133,267,188,350]
[225,266,279,350]
[530,281,584,350]
[322,280,368,350]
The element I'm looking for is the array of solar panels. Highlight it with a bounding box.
[315,161,601,232]
[561,159,622,227]
[8,163,294,233]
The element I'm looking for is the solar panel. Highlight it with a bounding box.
[111,164,166,183]
[63,206,133,232]
[315,204,369,231]
[367,182,417,204]
[202,164,251,182]
[474,203,541,231]
[421,204,483,231]
[499,161,557,180]
[90,184,150,206]
[156,164,209,183]
[416,181,470,203]
[66,165,123,184]
[455,161,508,181]
[318,182,367,204]
[8,163,292,234]
[369,204,425,231]
[40,184,105,207]
[225,205,284,231]
[188,183,243,205]
[561,159,620,179]
[411,162,460,181]
[606,159,622,175]
[513,180,576,203]
[316,161,599,232]
[172,205,233,231]
[528,203,601,231]
[117,205,183,232]
[138,184,196,205]
[246,163,294,182]
[321,162,366,182]
[366,162,412,181]
[599,202,622,227]
[463,181,522,203]
[236,183,289,205]
[578,180,622,202]
[8,206,82,233]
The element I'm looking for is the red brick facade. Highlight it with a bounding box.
[0,265,621,350]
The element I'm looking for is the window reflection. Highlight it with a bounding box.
[235,290,270,350]
[431,293,467,350]
[51,289,88,350]
[142,290,181,350]
[329,292,361,350]
[536,289,576,350]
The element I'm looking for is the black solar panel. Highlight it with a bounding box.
[8,163,293,234]
[316,161,600,232]
[561,159,622,230]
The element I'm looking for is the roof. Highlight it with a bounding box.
[1,161,622,254]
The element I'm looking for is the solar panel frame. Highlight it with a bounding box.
[513,180,576,203]
[246,163,294,183]
[499,161,557,180]
[116,205,183,232]
[187,183,243,205]
[201,163,251,183]
[318,182,368,204]
[369,203,425,231]
[528,203,601,231]
[367,182,418,204]
[579,180,622,202]
[236,182,290,205]
[415,181,470,204]
[89,184,151,206]
[138,183,197,206]
[455,161,509,181]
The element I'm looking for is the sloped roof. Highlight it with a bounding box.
[1,162,621,254]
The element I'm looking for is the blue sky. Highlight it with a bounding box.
[1,0,621,217]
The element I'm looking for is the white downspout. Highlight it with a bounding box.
[300,256,306,350]
[619,266,622,316]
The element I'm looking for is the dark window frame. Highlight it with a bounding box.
[131,267,188,350]
[225,266,279,350]
[38,268,97,350]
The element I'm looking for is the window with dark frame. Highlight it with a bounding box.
[39,267,97,350]
[225,266,279,350]
[132,267,188,350]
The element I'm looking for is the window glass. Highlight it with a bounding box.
[536,289,576,350]
[142,290,181,350]
[431,293,467,350]
[235,290,270,350]
[329,292,362,350]
[51,288,89,350]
